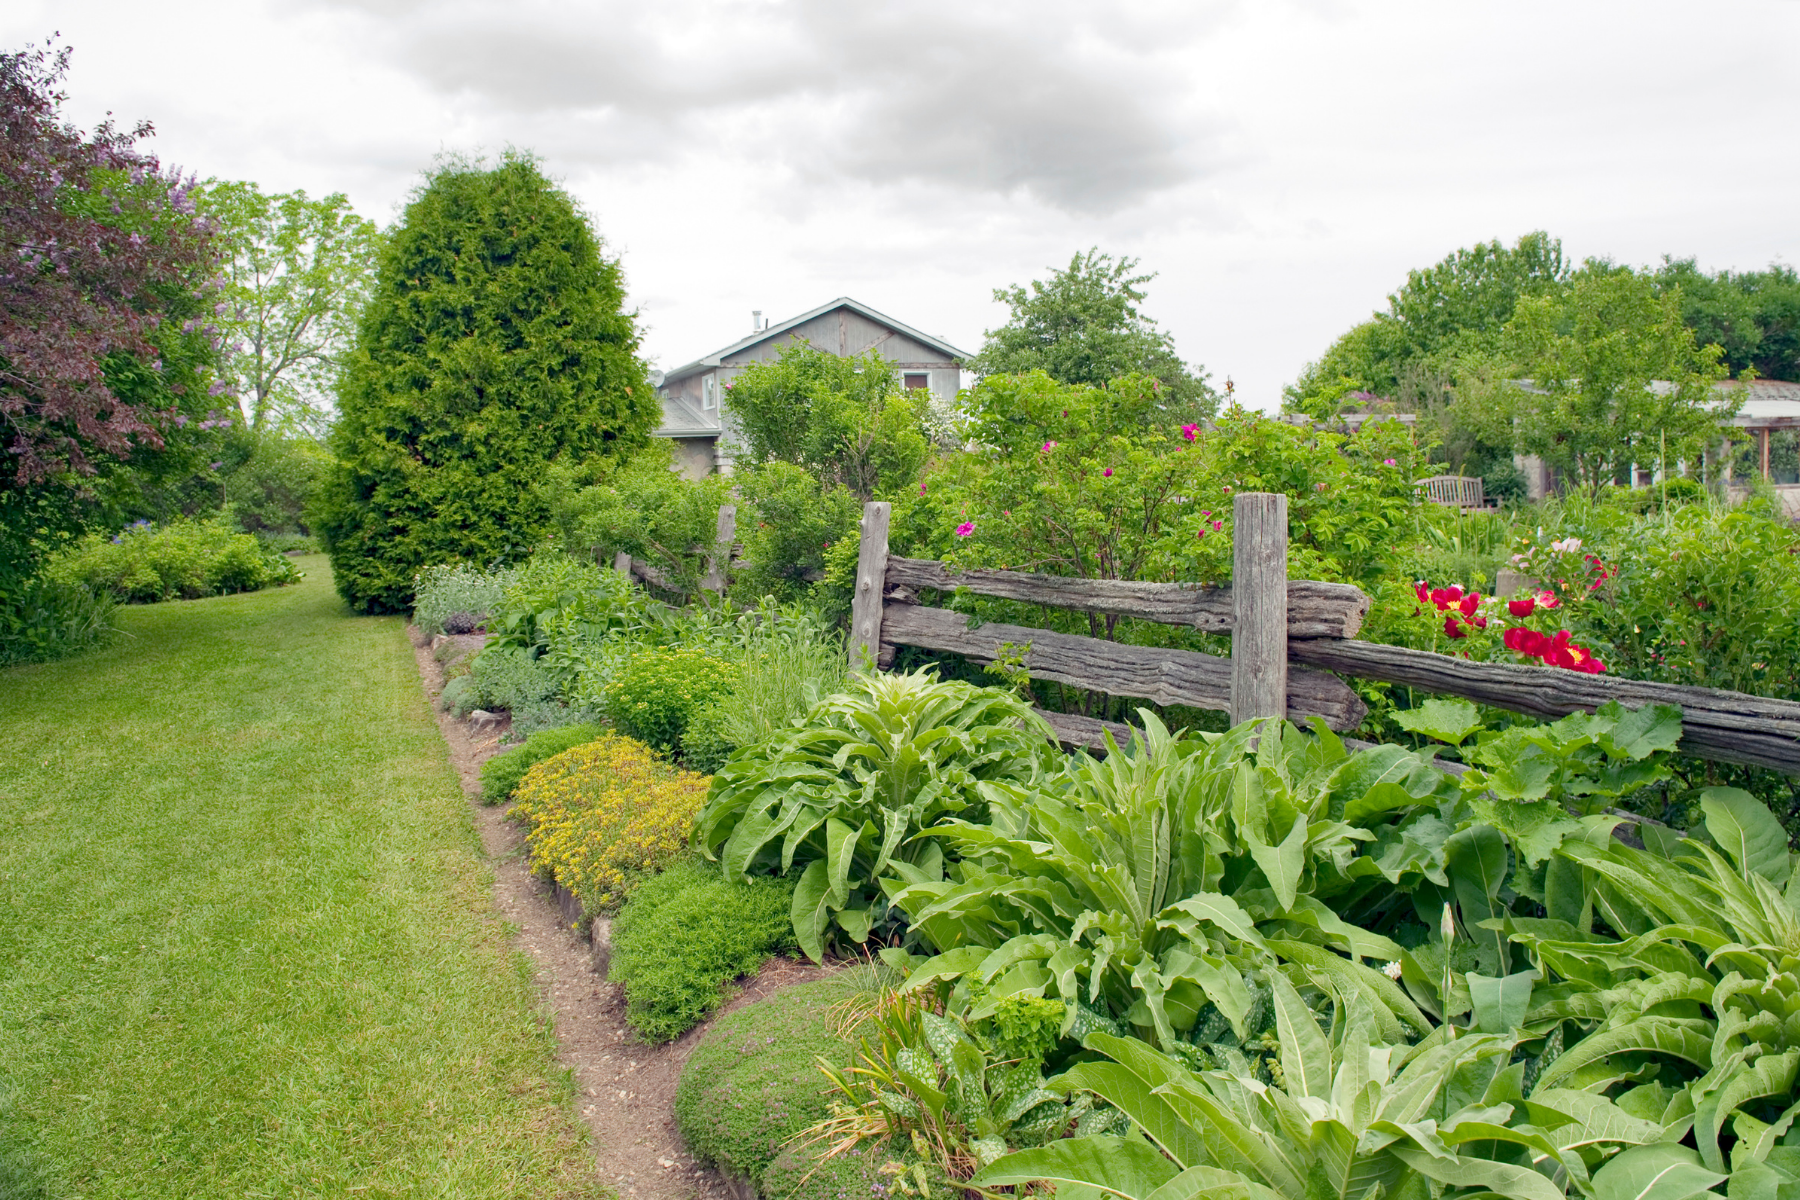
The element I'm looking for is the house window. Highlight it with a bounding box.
[903,373,929,391]
[702,376,717,411]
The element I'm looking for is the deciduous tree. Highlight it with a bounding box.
[197,180,381,438]
[1506,265,1735,492]
[968,249,1214,420]
[722,342,928,500]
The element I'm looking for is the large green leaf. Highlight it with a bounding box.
[1524,1088,1666,1150]
[1700,787,1790,884]
[1599,702,1684,761]
[970,1136,1179,1200]
[1590,1142,1726,1200]
[1387,1145,1566,1200]
[1056,1061,1206,1169]
[1446,824,1511,972]
[1696,1048,1799,1171]
[1391,697,1483,746]
[823,816,863,909]
[790,858,832,962]
[1248,816,1308,911]
[1159,893,1263,946]
[1271,971,1332,1099]
[1533,1017,1714,1092]
[1467,968,1538,1035]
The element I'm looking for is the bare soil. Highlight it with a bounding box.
[408,626,836,1200]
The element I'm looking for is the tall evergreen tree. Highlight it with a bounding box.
[315,154,655,612]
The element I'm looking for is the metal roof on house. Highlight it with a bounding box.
[659,297,971,385]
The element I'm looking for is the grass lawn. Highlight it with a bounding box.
[0,557,604,1199]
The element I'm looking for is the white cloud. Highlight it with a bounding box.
[6,0,1799,407]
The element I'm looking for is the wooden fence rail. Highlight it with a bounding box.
[851,494,1800,774]
[604,493,1800,774]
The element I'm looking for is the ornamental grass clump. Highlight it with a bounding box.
[510,733,710,914]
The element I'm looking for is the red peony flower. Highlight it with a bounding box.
[1507,596,1535,617]
[1444,614,1467,639]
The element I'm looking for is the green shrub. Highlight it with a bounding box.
[223,435,327,536]
[541,449,737,596]
[679,700,736,775]
[512,735,709,915]
[609,647,737,752]
[731,462,861,604]
[313,153,656,614]
[254,532,319,555]
[0,576,117,667]
[760,1142,936,1200]
[413,563,517,636]
[610,857,797,1042]
[468,645,559,713]
[479,723,605,804]
[673,977,858,1184]
[45,517,300,604]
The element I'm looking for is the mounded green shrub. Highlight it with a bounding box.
[673,977,858,1186]
[45,517,300,603]
[609,857,796,1042]
[314,153,657,614]
[609,647,737,753]
[479,722,605,804]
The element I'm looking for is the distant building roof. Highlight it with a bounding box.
[1718,378,1800,427]
[660,296,970,386]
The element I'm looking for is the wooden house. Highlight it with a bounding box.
[651,297,969,478]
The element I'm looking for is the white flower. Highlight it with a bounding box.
[1382,960,1404,981]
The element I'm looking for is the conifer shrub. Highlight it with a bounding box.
[314,153,656,613]
[510,734,708,913]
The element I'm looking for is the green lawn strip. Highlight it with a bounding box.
[0,557,603,1199]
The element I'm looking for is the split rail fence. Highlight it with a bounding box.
[611,492,1800,774]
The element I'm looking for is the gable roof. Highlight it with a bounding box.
[660,296,971,385]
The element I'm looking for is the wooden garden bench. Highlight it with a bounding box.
[1417,474,1488,509]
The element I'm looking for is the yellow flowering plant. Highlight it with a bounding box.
[510,733,711,914]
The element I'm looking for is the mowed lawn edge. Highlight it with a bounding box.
[0,556,604,1199]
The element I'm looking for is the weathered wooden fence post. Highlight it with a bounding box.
[1230,491,1289,725]
[849,501,892,669]
[701,504,737,593]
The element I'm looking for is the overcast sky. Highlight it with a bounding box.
[9,0,1799,408]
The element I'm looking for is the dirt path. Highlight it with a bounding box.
[408,628,833,1200]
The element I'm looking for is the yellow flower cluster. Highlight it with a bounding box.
[510,733,710,913]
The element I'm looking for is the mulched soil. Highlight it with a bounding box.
[408,627,837,1200]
